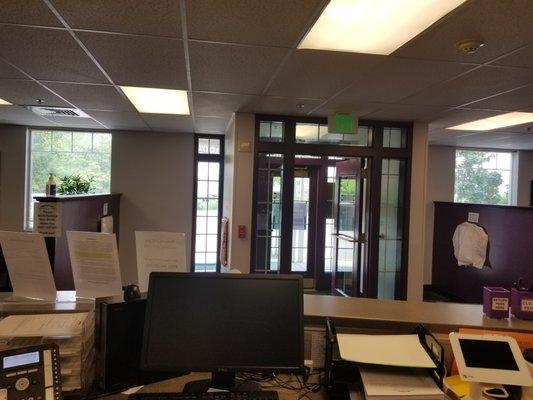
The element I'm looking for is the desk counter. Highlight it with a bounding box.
[304,294,533,333]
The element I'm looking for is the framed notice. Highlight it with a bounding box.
[33,202,62,238]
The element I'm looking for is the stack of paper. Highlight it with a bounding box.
[359,365,444,400]
[0,312,95,394]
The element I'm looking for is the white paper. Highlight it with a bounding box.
[0,313,88,338]
[67,231,122,298]
[359,365,443,398]
[33,202,62,238]
[337,334,436,368]
[0,231,57,301]
[100,215,113,234]
[135,231,187,292]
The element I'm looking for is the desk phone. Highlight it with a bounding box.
[0,344,61,400]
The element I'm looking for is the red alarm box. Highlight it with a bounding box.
[238,225,246,239]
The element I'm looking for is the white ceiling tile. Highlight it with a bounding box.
[0,59,28,80]
[186,0,325,47]
[309,100,382,118]
[335,58,473,104]
[193,92,255,119]
[189,42,288,95]
[84,110,149,131]
[363,104,450,122]
[0,25,107,83]
[0,79,69,107]
[395,0,533,64]
[44,82,135,112]
[267,50,385,99]
[402,66,533,107]
[143,114,194,133]
[195,116,229,133]
[51,0,181,37]
[77,32,187,89]
[0,0,62,27]
[429,108,503,130]
[465,85,533,111]
[493,44,533,69]
[241,96,323,116]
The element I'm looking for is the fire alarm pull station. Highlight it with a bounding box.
[238,225,246,239]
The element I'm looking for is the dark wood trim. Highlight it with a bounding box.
[191,134,224,273]
[251,115,413,300]
[435,200,533,211]
[34,193,121,202]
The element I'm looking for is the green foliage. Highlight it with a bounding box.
[31,130,111,195]
[57,175,94,195]
[455,150,508,205]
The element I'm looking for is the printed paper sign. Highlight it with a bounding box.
[135,231,187,292]
[521,299,533,312]
[0,231,57,300]
[33,202,62,238]
[67,231,122,298]
[492,297,509,311]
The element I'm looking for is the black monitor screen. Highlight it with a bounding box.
[459,339,519,371]
[141,273,304,373]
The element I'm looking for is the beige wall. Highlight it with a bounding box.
[517,150,533,207]
[0,125,27,231]
[110,130,194,284]
[223,113,255,273]
[407,123,429,302]
[424,146,456,284]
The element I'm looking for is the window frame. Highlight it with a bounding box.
[453,147,518,206]
[24,128,113,231]
[191,134,225,272]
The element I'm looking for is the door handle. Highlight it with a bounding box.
[332,233,367,244]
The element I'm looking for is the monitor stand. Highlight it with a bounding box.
[183,372,262,393]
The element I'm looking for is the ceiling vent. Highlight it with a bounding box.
[27,106,90,118]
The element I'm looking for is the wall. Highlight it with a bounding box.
[424,146,456,284]
[222,113,255,273]
[517,150,533,207]
[0,125,27,231]
[111,130,194,284]
[222,116,235,270]
[406,122,429,302]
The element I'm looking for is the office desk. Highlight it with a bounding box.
[100,373,326,400]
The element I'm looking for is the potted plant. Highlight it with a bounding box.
[57,175,94,195]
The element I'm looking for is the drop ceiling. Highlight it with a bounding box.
[0,0,531,149]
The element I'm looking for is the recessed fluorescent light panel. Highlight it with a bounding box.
[298,0,467,55]
[120,86,190,115]
[0,98,11,105]
[447,112,533,131]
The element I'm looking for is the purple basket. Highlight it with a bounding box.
[483,287,510,318]
[511,288,533,320]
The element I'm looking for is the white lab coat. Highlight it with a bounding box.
[452,222,488,269]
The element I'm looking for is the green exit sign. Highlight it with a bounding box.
[328,113,358,134]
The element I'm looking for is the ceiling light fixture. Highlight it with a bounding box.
[120,86,190,115]
[0,98,12,105]
[447,112,533,131]
[298,0,467,55]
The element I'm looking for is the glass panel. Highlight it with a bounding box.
[295,123,319,143]
[291,171,310,272]
[198,138,209,154]
[454,150,514,205]
[52,131,72,152]
[294,123,371,146]
[383,127,406,148]
[259,121,284,142]
[208,139,220,154]
[254,153,284,272]
[72,132,93,152]
[378,158,406,299]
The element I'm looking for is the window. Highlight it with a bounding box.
[454,149,515,205]
[25,130,112,229]
[295,122,371,146]
[193,136,224,272]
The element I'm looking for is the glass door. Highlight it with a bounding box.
[331,158,364,296]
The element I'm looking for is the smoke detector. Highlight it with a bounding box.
[456,39,485,54]
[27,106,90,118]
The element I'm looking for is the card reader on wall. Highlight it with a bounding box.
[0,344,62,400]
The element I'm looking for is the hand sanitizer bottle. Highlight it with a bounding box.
[45,173,57,196]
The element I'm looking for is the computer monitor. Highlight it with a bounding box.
[141,272,304,392]
[449,332,533,400]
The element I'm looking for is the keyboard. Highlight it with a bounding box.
[129,391,279,400]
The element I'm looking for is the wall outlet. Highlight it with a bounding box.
[103,202,108,216]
